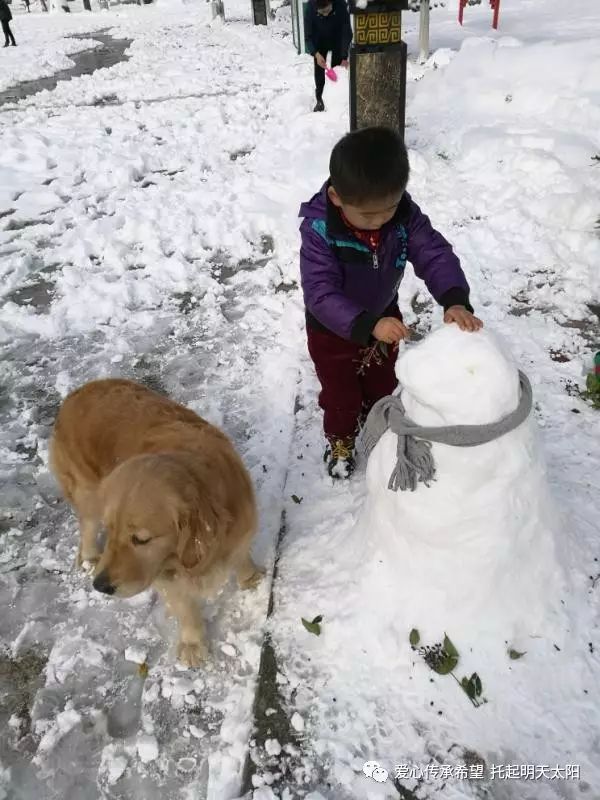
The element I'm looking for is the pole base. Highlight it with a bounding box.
[349,42,407,140]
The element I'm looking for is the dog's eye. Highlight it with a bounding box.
[131,534,150,546]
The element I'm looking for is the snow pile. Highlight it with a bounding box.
[355,325,567,652]
[409,35,600,320]
[124,645,148,665]
[136,734,159,764]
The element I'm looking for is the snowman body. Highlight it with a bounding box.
[360,326,566,648]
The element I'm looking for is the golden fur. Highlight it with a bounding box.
[50,378,262,666]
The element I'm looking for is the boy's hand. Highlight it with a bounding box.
[373,317,411,345]
[315,53,327,69]
[444,305,483,332]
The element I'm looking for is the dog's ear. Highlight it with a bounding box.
[174,495,231,571]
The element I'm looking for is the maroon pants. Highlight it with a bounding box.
[307,324,399,440]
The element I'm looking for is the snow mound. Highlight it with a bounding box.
[357,325,568,653]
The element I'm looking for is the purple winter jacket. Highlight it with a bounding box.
[299,184,471,345]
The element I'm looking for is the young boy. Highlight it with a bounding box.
[304,0,352,112]
[299,127,483,479]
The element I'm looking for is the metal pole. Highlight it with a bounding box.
[211,0,224,19]
[297,0,306,53]
[418,0,430,62]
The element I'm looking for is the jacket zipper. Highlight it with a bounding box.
[372,250,379,269]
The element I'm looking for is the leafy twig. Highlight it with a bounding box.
[355,342,388,376]
[410,629,486,708]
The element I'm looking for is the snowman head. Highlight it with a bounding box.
[398,326,520,427]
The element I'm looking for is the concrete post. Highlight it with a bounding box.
[251,0,269,25]
[349,0,409,139]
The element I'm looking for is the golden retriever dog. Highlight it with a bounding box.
[50,378,263,667]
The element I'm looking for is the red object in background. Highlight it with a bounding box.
[458,0,500,29]
[490,0,500,29]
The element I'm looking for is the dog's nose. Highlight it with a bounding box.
[93,571,115,595]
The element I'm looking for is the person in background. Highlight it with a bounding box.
[304,0,352,112]
[0,0,16,47]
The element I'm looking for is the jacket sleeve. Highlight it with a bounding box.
[340,0,353,57]
[405,193,473,311]
[304,4,316,56]
[300,221,377,343]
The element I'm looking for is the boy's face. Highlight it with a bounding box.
[317,3,333,14]
[328,186,403,231]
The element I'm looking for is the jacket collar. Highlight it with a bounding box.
[325,182,411,238]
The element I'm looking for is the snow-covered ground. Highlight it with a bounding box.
[0,3,309,798]
[0,0,599,798]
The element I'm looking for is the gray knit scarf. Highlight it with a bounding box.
[359,370,533,492]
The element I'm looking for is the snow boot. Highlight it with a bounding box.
[324,436,356,480]
[314,98,325,112]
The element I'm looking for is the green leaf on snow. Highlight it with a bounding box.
[508,648,527,660]
[302,617,322,636]
[461,673,483,700]
[409,628,420,647]
[443,634,459,659]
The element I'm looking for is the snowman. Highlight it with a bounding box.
[355,325,567,653]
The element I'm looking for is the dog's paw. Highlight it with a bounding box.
[75,547,100,573]
[238,567,265,591]
[177,640,208,668]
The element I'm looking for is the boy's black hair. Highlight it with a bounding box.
[316,0,332,7]
[329,127,410,204]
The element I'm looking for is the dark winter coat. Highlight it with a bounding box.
[304,0,352,58]
[0,0,13,22]
[299,184,472,344]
